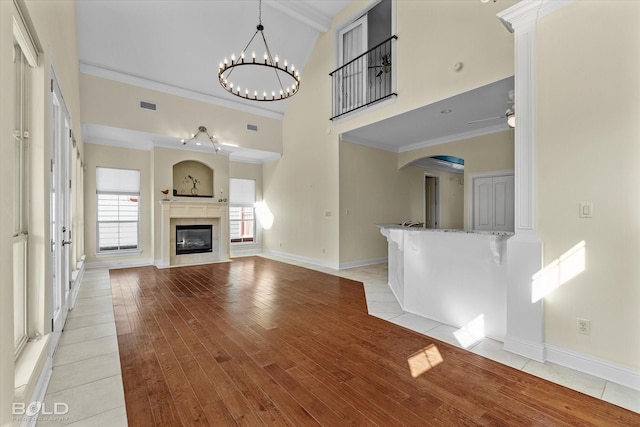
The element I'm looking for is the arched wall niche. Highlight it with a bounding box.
[172,160,214,197]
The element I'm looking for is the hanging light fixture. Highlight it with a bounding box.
[218,0,300,101]
[181,126,220,152]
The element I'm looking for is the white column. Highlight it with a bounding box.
[497,0,573,362]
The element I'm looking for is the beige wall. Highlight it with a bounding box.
[536,1,640,370]
[265,0,517,266]
[84,144,152,265]
[338,141,419,265]
[1,0,85,422]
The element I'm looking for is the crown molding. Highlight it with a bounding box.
[498,0,575,32]
[342,123,510,153]
[79,62,285,120]
[400,123,510,153]
[263,0,332,33]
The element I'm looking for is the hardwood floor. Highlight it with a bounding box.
[110,257,640,426]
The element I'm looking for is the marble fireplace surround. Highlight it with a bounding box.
[159,200,229,268]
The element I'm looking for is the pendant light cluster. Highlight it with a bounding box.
[181,126,220,152]
[218,0,300,101]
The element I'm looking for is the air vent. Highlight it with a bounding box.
[139,101,157,111]
[246,124,258,132]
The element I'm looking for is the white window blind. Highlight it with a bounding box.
[229,178,255,207]
[96,167,140,252]
[96,167,140,193]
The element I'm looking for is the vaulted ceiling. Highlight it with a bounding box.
[77,0,351,117]
[77,0,514,161]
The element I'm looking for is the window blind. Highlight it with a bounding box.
[96,167,140,193]
[229,178,256,207]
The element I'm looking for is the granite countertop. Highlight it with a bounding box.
[376,223,514,237]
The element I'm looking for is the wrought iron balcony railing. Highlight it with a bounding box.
[330,35,397,120]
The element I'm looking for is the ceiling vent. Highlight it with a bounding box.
[139,101,157,111]
[246,124,258,132]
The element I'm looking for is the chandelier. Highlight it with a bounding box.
[181,126,220,152]
[218,0,300,101]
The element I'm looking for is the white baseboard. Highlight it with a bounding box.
[23,355,53,427]
[85,258,153,270]
[230,248,263,258]
[262,249,340,270]
[69,262,86,310]
[546,343,640,392]
[339,257,387,270]
[504,336,546,362]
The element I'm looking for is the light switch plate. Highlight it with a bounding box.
[579,202,593,218]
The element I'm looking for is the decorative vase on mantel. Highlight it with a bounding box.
[191,184,198,195]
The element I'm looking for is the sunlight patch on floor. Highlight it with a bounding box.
[407,344,443,378]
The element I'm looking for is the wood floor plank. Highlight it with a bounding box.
[110,257,640,426]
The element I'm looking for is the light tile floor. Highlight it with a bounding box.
[38,268,127,427]
[40,258,639,426]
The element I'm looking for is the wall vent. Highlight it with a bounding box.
[246,124,258,132]
[140,101,157,111]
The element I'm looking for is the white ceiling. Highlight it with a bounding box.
[341,76,515,153]
[76,1,514,163]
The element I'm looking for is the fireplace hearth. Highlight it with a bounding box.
[176,225,213,255]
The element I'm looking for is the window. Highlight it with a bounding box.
[13,43,30,356]
[229,178,255,244]
[96,167,140,253]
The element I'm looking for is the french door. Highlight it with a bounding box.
[338,15,368,114]
[50,69,72,353]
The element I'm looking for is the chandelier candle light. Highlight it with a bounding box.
[218,0,300,101]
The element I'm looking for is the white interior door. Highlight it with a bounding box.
[474,177,493,230]
[50,71,72,352]
[338,16,368,113]
[473,175,514,231]
[492,175,514,232]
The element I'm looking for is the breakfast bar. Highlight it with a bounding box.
[378,224,513,341]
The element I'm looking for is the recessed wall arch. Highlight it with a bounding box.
[172,160,214,197]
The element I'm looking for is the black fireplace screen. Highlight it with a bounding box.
[176,225,213,255]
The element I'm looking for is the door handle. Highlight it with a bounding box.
[62,240,72,246]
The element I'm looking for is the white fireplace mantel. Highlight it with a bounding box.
[158,200,229,268]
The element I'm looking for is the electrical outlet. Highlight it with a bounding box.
[577,318,590,335]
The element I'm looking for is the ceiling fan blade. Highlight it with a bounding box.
[466,115,506,125]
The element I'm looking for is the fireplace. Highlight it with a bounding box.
[176,225,213,255]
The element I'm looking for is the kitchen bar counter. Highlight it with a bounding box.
[378,224,513,342]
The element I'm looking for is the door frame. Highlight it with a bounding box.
[467,170,514,231]
[423,173,440,229]
[337,14,368,114]
[49,66,72,355]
